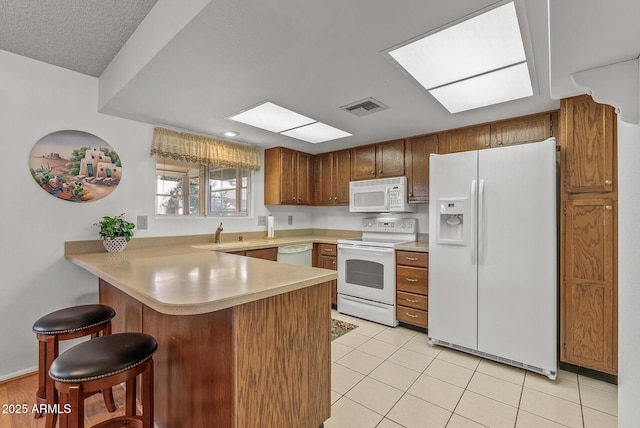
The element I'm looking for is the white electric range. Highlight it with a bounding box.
[337,217,417,326]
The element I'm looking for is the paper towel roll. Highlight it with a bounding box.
[267,215,274,238]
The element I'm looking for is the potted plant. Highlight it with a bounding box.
[94,213,135,252]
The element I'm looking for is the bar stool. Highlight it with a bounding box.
[49,332,157,428]
[32,304,116,428]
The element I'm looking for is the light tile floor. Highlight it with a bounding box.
[326,310,618,428]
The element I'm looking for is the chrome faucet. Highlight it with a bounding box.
[214,222,223,243]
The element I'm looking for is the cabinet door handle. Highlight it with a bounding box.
[405,312,419,318]
[605,179,612,185]
[371,170,375,174]
[605,205,613,211]
[497,141,503,146]
[405,278,419,282]
[332,261,336,265]
[484,141,490,147]
[405,298,419,303]
[405,257,418,261]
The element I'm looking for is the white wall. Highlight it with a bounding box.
[616,118,640,427]
[0,50,318,380]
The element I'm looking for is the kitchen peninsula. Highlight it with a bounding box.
[65,240,338,428]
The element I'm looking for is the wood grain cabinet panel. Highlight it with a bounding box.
[560,95,618,376]
[313,243,338,305]
[264,147,312,205]
[395,250,428,329]
[313,150,350,205]
[405,133,439,203]
[350,140,405,181]
[443,124,491,153]
[562,198,616,374]
[562,95,615,194]
[491,113,553,147]
[246,247,278,261]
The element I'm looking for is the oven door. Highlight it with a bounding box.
[337,243,396,305]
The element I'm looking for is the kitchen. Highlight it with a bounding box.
[1,1,639,427]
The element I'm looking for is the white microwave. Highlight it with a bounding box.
[349,176,416,213]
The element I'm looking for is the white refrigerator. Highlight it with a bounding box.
[428,138,557,379]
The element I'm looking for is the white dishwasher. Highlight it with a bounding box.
[277,243,313,266]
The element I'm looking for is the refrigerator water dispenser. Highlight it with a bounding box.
[436,199,467,245]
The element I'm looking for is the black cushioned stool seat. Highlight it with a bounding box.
[50,333,157,428]
[32,304,116,428]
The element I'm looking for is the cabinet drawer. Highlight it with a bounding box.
[319,244,337,256]
[397,291,428,311]
[396,306,428,328]
[396,251,428,268]
[396,266,428,295]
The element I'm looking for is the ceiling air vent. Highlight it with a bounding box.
[341,97,388,117]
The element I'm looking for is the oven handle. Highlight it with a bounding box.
[338,244,395,254]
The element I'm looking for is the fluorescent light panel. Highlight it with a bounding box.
[228,102,315,133]
[281,122,352,144]
[429,62,533,113]
[388,2,532,112]
[228,101,351,143]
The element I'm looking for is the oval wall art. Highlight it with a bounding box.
[29,130,123,202]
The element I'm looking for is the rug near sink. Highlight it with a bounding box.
[331,318,358,341]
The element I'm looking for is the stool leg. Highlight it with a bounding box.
[44,335,59,428]
[97,322,117,413]
[66,384,83,428]
[142,359,154,428]
[125,375,137,417]
[57,383,69,428]
[34,338,46,418]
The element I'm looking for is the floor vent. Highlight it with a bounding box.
[341,97,388,117]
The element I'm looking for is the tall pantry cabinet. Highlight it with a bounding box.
[560,94,618,375]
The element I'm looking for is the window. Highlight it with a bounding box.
[156,158,250,217]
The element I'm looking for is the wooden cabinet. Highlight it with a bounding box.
[563,95,616,194]
[441,112,556,154]
[560,95,618,375]
[228,247,278,261]
[405,133,439,203]
[395,250,428,328]
[314,243,338,305]
[264,147,312,205]
[313,150,350,205]
[491,112,554,148]
[442,124,491,154]
[351,140,405,181]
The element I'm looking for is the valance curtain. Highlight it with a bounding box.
[151,127,261,171]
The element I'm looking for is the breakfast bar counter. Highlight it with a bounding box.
[65,244,336,427]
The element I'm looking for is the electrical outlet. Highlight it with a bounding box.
[258,216,267,226]
[137,215,148,230]
[288,215,293,225]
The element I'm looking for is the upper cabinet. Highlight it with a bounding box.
[442,124,491,153]
[351,139,405,181]
[313,149,350,205]
[562,95,616,194]
[441,112,556,154]
[405,133,439,203]
[264,147,312,205]
[491,112,554,148]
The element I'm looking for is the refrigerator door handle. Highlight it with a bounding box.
[470,179,477,264]
[478,179,485,265]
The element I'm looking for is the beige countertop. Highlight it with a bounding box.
[65,231,428,316]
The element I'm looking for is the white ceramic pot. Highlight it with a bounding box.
[102,237,128,253]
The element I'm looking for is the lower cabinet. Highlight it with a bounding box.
[228,247,278,261]
[396,250,428,328]
[314,243,338,305]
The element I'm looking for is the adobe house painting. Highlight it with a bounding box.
[29,130,123,202]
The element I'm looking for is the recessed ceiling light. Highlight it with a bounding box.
[387,2,533,112]
[227,101,351,144]
[281,122,352,144]
[222,130,239,137]
[228,102,315,133]
[429,62,533,113]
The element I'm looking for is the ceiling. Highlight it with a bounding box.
[2,0,638,154]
